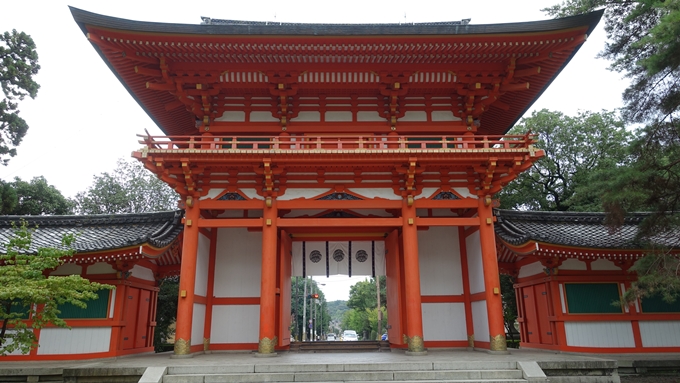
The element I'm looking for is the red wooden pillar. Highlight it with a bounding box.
[258,197,279,355]
[478,197,507,351]
[174,197,200,356]
[401,198,426,353]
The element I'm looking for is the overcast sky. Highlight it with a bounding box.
[0,1,627,301]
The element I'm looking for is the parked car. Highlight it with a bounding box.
[327,333,336,341]
[342,330,358,341]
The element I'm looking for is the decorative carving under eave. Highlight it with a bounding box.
[218,192,246,201]
[318,192,361,200]
[433,191,460,200]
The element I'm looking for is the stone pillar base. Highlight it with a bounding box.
[254,352,279,358]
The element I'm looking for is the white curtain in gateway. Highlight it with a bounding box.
[292,241,385,277]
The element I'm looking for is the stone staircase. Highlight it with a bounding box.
[158,361,529,383]
[289,340,391,353]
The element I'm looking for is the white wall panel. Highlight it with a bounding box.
[560,258,587,270]
[356,111,384,121]
[130,265,154,281]
[191,303,206,346]
[453,188,476,199]
[518,262,545,278]
[347,188,400,200]
[214,228,262,297]
[211,305,260,343]
[37,328,111,355]
[240,188,263,200]
[471,300,489,343]
[591,259,621,271]
[422,303,467,341]
[399,111,427,121]
[640,321,680,347]
[50,263,81,276]
[87,262,115,275]
[565,321,635,348]
[466,232,485,294]
[416,188,439,199]
[418,227,463,295]
[278,188,331,200]
[195,234,210,297]
[291,111,320,122]
[325,111,352,121]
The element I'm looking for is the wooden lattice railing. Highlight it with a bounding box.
[138,133,538,152]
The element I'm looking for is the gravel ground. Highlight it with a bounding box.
[621,375,680,383]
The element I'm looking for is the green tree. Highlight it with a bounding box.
[0,30,40,165]
[0,222,112,355]
[497,109,631,211]
[343,277,387,340]
[0,176,73,215]
[153,276,178,352]
[546,1,680,302]
[500,274,519,347]
[75,159,179,214]
[290,277,330,341]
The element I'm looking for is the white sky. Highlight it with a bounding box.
[0,1,628,300]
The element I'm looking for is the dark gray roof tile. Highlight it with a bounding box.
[0,211,183,255]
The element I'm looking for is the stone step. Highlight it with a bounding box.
[167,361,518,375]
[163,369,524,383]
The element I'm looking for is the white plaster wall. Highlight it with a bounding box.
[214,228,262,297]
[422,303,467,341]
[639,321,680,347]
[347,188,400,200]
[130,265,155,282]
[284,209,325,218]
[471,300,490,343]
[431,111,459,121]
[215,111,245,122]
[201,188,225,200]
[278,188,331,201]
[250,111,278,122]
[560,258,587,270]
[195,234,210,297]
[87,262,116,275]
[466,232,485,294]
[518,262,545,278]
[325,111,353,121]
[356,111,384,121]
[453,188,476,199]
[50,263,81,276]
[37,327,111,355]
[399,111,427,121]
[211,305,260,343]
[291,111,321,122]
[418,227,463,295]
[191,303,206,346]
[591,259,621,271]
[565,321,635,348]
[240,188,263,200]
[416,188,439,200]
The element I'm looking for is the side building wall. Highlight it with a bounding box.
[515,258,680,353]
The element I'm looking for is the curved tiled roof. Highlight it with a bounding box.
[0,210,183,255]
[494,209,680,250]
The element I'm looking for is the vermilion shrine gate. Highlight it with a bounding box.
[68,7,603,356]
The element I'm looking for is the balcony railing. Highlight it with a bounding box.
[138,133,538,153]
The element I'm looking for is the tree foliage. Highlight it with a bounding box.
[0,177,73,215]
[342,277,387,340]
[546,1,680,302]
[153,276,178,352]
[75,159,179,214]
[0,30,39,165]
[0,222,112,355]
[290,277,330,340]
[497,109,631,211]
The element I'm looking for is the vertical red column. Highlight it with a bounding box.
[174,197,200,357]
[477,197,507,351]
[203,228,218,353]
[258,197,279,355]
[401,198,426,354]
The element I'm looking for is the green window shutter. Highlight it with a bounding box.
[57,290,110,319]
[565,283,622,314]
[641,294,680,313]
